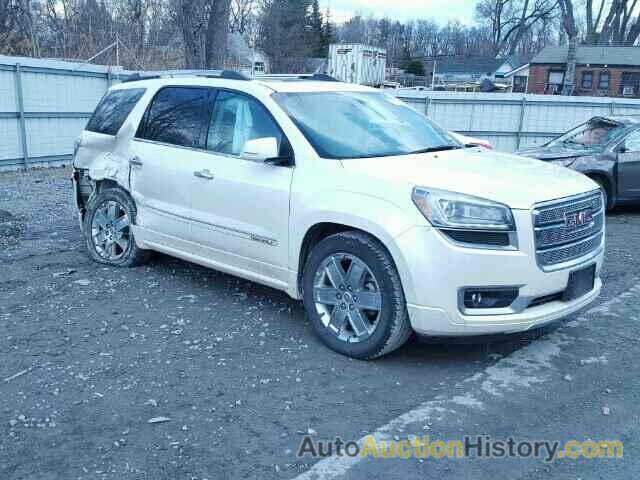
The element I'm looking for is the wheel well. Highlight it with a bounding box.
[297,223,382,295]
[96,179,120,192]
[77,177,124,220]
[584,172,613,202]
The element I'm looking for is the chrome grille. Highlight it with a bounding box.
[533,191,604,269]
[535,211,604,247]
[535,194,602,226]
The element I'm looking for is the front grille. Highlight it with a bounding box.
[533,191,604,269]
[535,211,604,247]
[535,194,602,226]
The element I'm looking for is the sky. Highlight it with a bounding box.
[320,0,478,26]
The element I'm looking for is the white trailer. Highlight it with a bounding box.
[328,44,387,86]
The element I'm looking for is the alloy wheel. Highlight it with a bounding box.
[91,200,131,261]
[312,253,382,343]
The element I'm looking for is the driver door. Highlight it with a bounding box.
[189,90,294,286]
[618,129,640,199]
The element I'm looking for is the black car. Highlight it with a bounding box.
[518,116,640,209]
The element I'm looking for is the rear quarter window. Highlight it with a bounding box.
[86,88,146,136]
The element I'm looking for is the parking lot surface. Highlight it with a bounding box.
[1,167,639,480]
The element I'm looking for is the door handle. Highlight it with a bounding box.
[129,157,143,167]
[194,169,215,180]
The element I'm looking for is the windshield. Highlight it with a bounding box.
[549,118,627,150]
[272,91,460,159]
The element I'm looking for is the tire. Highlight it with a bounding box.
[83,187,150,267]
[302,231,413,359]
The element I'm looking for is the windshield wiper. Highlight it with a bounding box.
[409,145,461,154]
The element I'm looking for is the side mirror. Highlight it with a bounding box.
[241,137,279,162]
[616,145,628,154]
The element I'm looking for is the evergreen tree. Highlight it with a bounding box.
[310,0,324,57]
[320,7,335,58]
[259,0,313,73]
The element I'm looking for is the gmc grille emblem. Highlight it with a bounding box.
[565,208,593,229]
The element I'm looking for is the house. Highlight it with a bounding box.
[418,55,529,87]
[226,33,269,76]
[503,63,530,93]
[527,45,640,97]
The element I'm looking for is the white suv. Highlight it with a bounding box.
[73,72,605,359]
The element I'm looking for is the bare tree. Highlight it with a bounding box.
[476,0,558,55]
[205,0,232,68]
[557,0,578,94]
[173,0,205,68]
[598,0,640,45]
[230,0,254,33]
[0,0,34,55]
[585,0,607,43]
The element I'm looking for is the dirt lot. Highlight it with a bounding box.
[1,167,639,480]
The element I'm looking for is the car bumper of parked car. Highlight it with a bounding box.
[394,212,605,336]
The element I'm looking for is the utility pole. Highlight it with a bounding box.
[431,59,437,90]
[251,30,256,76]
[116,33,120,67]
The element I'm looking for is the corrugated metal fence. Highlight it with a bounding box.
[393,91,640,151]
[4,54,640,170]
[0,55,124,170]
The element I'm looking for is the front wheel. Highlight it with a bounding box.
[83,188,150,267]
[302,231,412,359]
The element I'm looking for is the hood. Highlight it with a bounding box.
[340,148,598,210]
[516,144,593,160]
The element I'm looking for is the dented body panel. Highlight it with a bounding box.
[72,76,606,340]
[518,116,640,208]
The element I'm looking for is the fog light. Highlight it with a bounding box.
[463,288,519,309]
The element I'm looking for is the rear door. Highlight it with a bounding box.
[617,129,640,200]
[130,86,212,242]
[189,89,294,285]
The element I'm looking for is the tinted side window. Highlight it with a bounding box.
[207,91,283,157]
[139,87,210,148]
[86,88,145,135]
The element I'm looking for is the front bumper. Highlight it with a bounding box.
[395,209,605,336]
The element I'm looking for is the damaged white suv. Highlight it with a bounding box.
[73,72,605,359]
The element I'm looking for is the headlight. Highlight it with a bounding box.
[412,187,515,231]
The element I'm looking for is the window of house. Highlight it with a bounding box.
[206,91,283,158]
[138,87,210,148]
[253,62,265,73]
[598,72,610,90]
[581,71,593,90]
[86,88,146,135]
[548,71,565,85]
[621,72,640,96]
[513,75,527,93]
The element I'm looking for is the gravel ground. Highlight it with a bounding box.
[1,167,639,480]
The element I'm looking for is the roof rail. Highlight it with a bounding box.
[122,73,161,83]
[252,73,340,82]
[121,70,339,84]
[122,69,249,83]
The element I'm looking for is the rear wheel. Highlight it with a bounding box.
[302,231,412,359]
[83,188,150,267]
